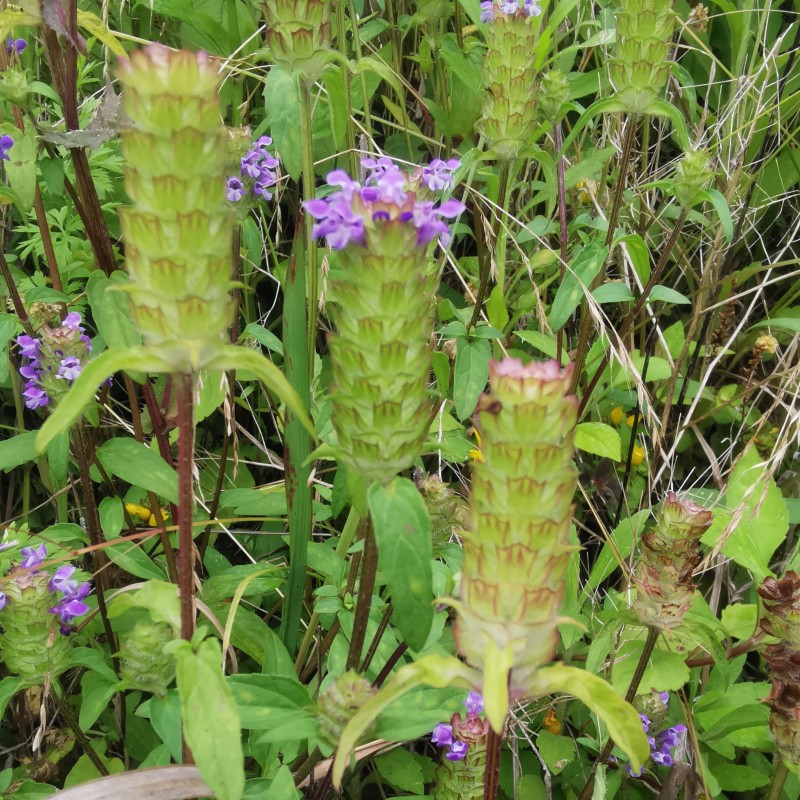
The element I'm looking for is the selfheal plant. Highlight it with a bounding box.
[479,0,541,22]
[305,157,464,484]
[5,38,26,56]
[332,360,649,787]
[15,311,92,410]
[0,544,91,684]
[0,133,14,161]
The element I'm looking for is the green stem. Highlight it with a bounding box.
[335,0,359,176]
[767,758,789,800]
[468,159,513,331]
[279,82,315,654]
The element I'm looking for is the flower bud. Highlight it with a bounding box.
[673,150,714,208]
[119,621,175,696]
[316,670,376,747]
[262,0,332,80]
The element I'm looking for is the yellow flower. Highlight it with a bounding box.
[125,503,152,523]
[543,707,562,735]
[626,412,643,428]
[609,406,623,426]
[630,444,646,467]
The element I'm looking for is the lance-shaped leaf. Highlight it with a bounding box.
[35,347,174,452]
[523,664,650,773]
[333,654,481,789]
[204,345,314,436]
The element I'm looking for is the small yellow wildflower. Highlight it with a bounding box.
[626,412,643,428]
[609,406,623,426]
[630,444,646,467]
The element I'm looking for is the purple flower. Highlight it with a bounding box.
[431,723,453,746]
[23,383,49,409]
[652,749,673,767]
[413,198,466,246]
[19,364,40,381]
[49,565,79,595]
[16,334,40,360]
[479,1,495,22]
[522,0,542,16]
[63,312,83,331]
[50,581,91,627]
[499,0,518,13]
[658,691,669,705]
[658,724,687,749]
[421,158,460,192]
[639,713,651,733]
[5,38,26,56]
[241,151,263,178]
[0,134,13,162]
[0,593,6,611]
[327,169,361,200]
[446,741,468,761]
[305,198,365,249]
[253,174,276,200]
[20,544,47,569]
[58,356,82,381]
[464,692,484,716]
[253,135,273,151]
[226,176,245,202]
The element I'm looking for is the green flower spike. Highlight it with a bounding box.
[119,621,175,697]
[262,0,333,79]
[34,45,311,453]
[477,1,543,159]
[330,360,649,788]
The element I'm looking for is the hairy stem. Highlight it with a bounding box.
[176,373,196,642]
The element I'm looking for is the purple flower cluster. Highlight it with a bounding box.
[0,545,91,635]
[226,135,280,203]
[480,0,542,22]
[0,134,14,162]
[16,312,91,410]
[431,692,485,762]
[304,156,464,250]
[5,38,26,56]
[622,703,688,776]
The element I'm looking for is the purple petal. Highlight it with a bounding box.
[446,741,468,761]
[431,723,453,747]
[464,692,484,715]
[20,544,47,569]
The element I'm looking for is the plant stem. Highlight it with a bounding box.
[570,116,638,392]
[176,373,196,642]
[555,123,568,365]
[279,81,315,654]
[346,516,378,671]
[578,626,659,800]
[468,159,512,331]
[53,685,110,776]
[767,758,789,800]
[483,727,503,800]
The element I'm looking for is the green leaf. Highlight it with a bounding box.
[549,243,608,331]
[264,67,301,181]
[587,510,648,591]
[701,444,789,580]
[714,764,769,792]
[79,672,116,730]
[514,331,569,364]
[574,422,621,461]
[0,677,23,721]
[228,674,312,730]
[96,437,178,504]
[524,665,649,773]
[205,345,314,436]
[241,323,284,355]
[648,285,691,305]
[615,234,650,283]
[0,431,38,472]
[750,317,800,334]
[36,347,173,452]
[453,337,490,420]
[108,580,181,633]
[592,282,634,304]
[2,123,36,211]
[374,748,424,794]
[86,271,142,349]
[696,189,733,244]
[536,731,575,774]
[368,478,433,652]
[611,641,689,695]
[174,638,245,800]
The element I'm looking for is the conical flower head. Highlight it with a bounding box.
[119,621,175,697]
[16,312,91,411]
[263,0,332,79]
[316,670,376,747]
[633,493,713,628]
[306,159,464,484]
[0,568,73,684]
[117,45,235,368]
[537,69,570,124]
[453,359,578,692]
[417,473,470,554]
[477,1,542,159]
[758,573,800,764]
[610,0,675,113]
[673,150,714,208]
[433,710,490,800]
